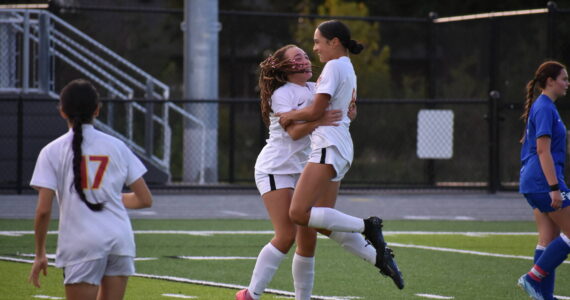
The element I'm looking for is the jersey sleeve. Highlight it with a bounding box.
[271,89,296,113]
[315,61,339,97]
[534,106,555,138]
[122,144,147,186]
[30,146,58,191]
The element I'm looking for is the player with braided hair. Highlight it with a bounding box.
[29,79,152,300]
[517,61,570,300]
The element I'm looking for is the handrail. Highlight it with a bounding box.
[0,9,213,184]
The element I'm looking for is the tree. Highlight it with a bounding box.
[294,0,391,98]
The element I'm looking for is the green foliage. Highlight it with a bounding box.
[294,0,391,98]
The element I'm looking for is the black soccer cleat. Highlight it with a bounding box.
[376,247,405,290]
[363,216,387,256]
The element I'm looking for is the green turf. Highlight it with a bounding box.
[0,219,568,299]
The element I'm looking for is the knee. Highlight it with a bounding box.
[289,208,309,226]
[272,231,296,251]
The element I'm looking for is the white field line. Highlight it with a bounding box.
[389,243,570,264]
[135,273,360,300]
[161,294,197,299]
[0,256,359,300]
[15,253,156,262]
[175,256,256,260]
[0,230,538,237]
[555,296,570,300]
[33,296,64,299]
[416,294,454,299]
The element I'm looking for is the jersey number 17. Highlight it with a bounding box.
[81,155,109,190]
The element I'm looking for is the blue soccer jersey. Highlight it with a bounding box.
[520,94,568,193]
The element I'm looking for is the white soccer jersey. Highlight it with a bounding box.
[312,56,356,165]
[30,124,147,267]
[254,82,315,174]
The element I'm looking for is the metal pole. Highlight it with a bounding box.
[38,12,50,94]
[17,96,24,194]
[426,12,437,186]
[547,1,557,59]
[182,0,220,183]
[228,15,236,183]
[488,18,500,193]
[22,10,30,92]
[488,91,500,193]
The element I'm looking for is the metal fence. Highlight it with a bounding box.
[0,95,506,193]
[5,3,570,192]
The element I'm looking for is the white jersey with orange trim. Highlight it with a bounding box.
[30,124,147,267]
[312,56,356,165]
[254,82,315,174]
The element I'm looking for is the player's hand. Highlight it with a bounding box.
[549,190,563,210]
[29,255,48,288]
[276,111,294,129]
[348,102,357,121]
[319,109,342,126]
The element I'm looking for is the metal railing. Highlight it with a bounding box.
[0,9,212,183]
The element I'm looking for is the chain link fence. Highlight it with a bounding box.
[5,3,570,192]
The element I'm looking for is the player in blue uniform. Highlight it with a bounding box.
[517,61,570,300]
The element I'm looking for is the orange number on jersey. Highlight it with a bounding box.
[81,155,110,190]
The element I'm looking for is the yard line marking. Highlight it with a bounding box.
[0,257,359,300]
[135,273,361,300]
[385,231,537,237]
[161,294,197,299]
[389,243,570,264]
[416,293,454,299]
[221,210,249,217]
[555,296,570,300]
[129,211,157,216]
[0,230,539,237]
[405,215,475,221]
[174,256,256,260]
[134,257,158,261]
[15,253,157,261]
[18,253,56,259]
[33,296,64,299]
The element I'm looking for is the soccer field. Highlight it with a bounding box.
[1,219,569,300]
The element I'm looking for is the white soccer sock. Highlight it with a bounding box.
[292,253,315,300]
[329,231,376,264]
[561,233,570,247]
[307,207,365,232]
[247,243,286,299]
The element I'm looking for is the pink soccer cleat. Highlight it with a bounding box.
[235,289,254,300]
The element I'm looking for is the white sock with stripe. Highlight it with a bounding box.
[561,233,570,247]
[308,207,364,232]
[292,253,315,300]
[247,242,286,299]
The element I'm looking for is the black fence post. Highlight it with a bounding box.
[229,101,235,183]
[488,90,500,193]
[487,14,501,193]
[17,96,24,194]
[426,12,438,186]
[547,1,558,59]
[228,15,237,183]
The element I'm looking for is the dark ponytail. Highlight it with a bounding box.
[60,79,104,211]
[520,61,566,142]
[317,20,364,55]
